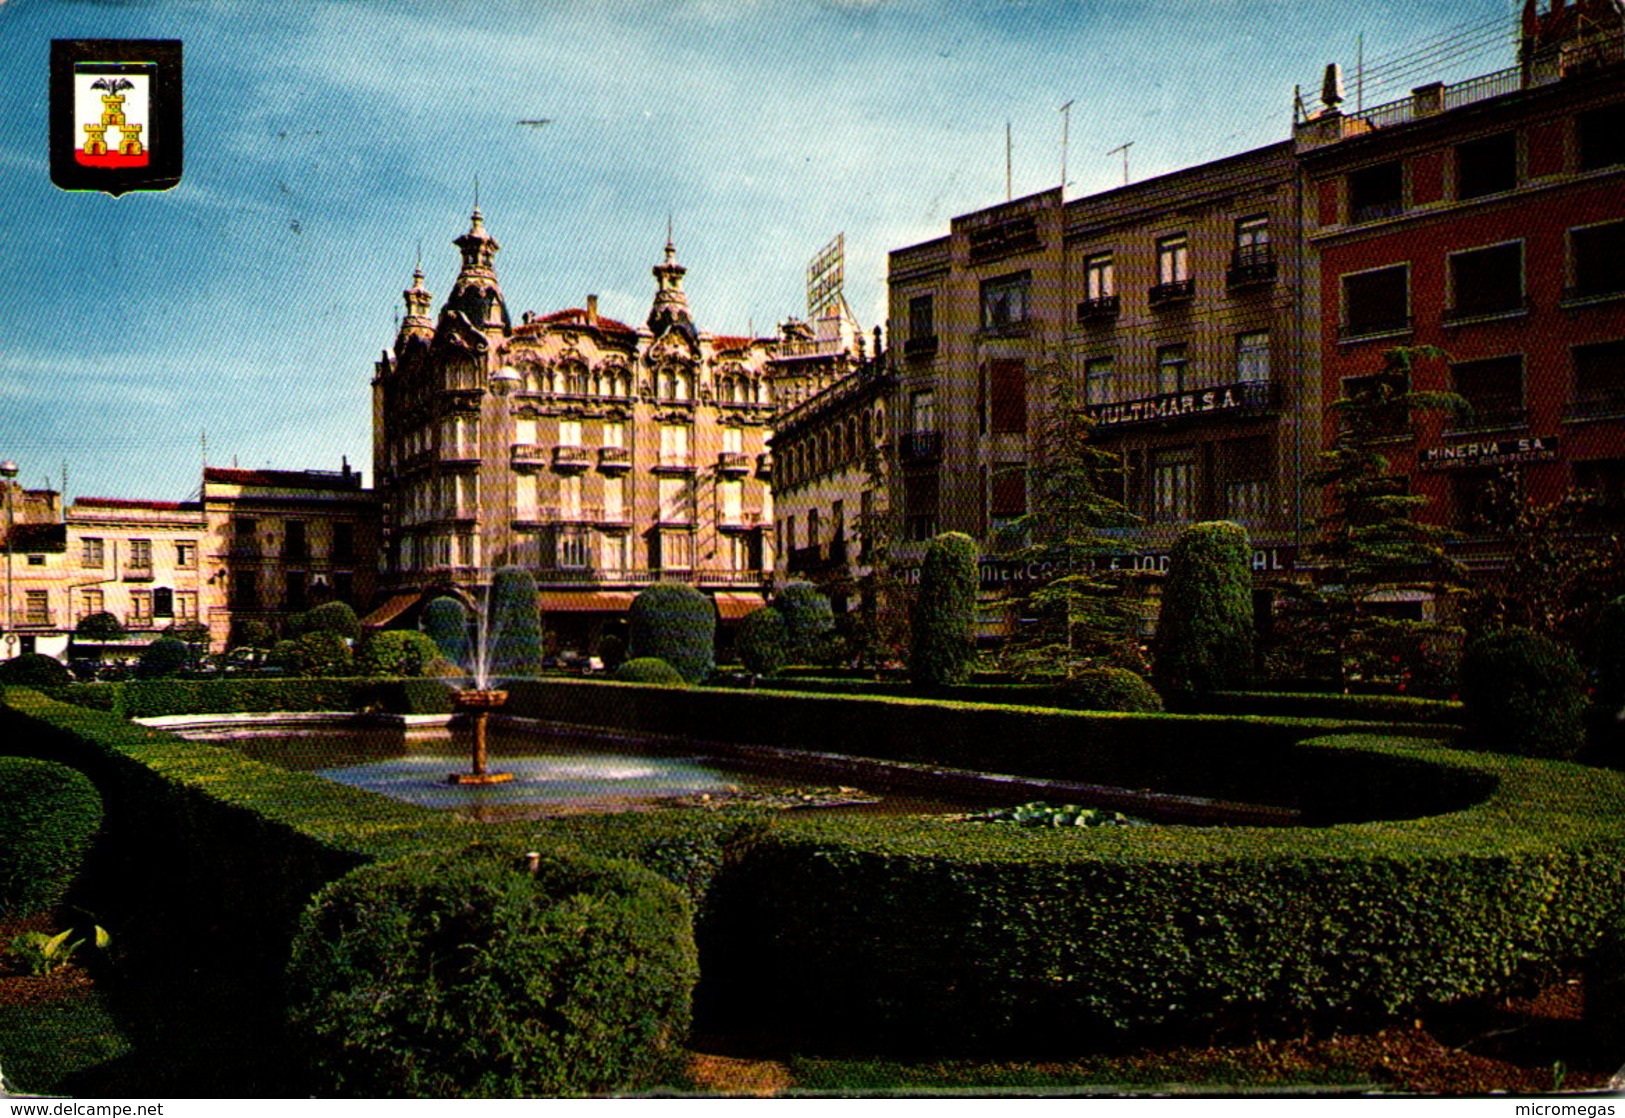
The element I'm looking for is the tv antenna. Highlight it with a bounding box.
[1107,141,1134,186]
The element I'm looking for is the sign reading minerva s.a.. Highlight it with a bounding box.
[1089,381,1268,428]
[1419,435,1559,470]
[896,548,1298,587]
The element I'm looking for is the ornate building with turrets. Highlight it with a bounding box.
[369,208,815,654]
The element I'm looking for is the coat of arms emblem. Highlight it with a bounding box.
[51,40,183,196]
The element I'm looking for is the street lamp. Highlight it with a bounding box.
[1,459,17,659]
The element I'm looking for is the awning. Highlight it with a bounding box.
[360,592,422,628]
[713,592,767,621]
[539,591,636,613]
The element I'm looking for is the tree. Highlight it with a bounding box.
[627,583,715,685]
[422,597,472,672]
[1281,346,1469,693]
[74,611,126,642]
[137,637,192,678]
[486,567,543,682]
[775,582,836,665]
[1153,521,1254,702]
[297,601,361,641]
[1460,628,1588,759]
[997,356,1146,679]
[910,532,979,688]
[296,630,353,677]
[233,618,274,651]
[735,606,789,677]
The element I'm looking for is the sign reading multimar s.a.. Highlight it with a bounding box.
[51,40,183,196]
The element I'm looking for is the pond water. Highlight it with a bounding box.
[176,721,997,821]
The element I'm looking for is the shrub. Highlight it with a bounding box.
[298,601,361,641]
[1459,628,1587,759]
[597,633,627,671]
[234,618,274,650]
[735,607,789,677]
[421,597,472,673]
[297,631,353,678]
[285,844,697,1098]
[165,620,211,648]
[488,568,542,681]
[614,657,688,687]
[0,757,103,919]
[137,637,192,679]
[627,583,715,685]
[355,630,440,677]
[74,611,126,642]
[1056,667,1163,713]
[0,653,70,688]
[1154,521,1254,702]
[910,532,979,689]
[1595,595,1625,712]
[776,582,836,665]
[266,639,305,674]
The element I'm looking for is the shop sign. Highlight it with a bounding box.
[1419,436,1558,470]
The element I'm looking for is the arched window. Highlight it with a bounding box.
[874,405,885,442]
[861,410,872,448]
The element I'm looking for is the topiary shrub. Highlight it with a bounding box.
[1459,628,1587,759]
[1056,667,1164,713]
[735,606,789,677]
[1153,520,1254,704]
[233,618,274,651]
[422,597,472,673]
[0,757,103,919]
[296,630,353,678]
[355,630,441,677]
[1595,595,1625,713]
[297,601,361,641]
[597,633,627,671]
[487,567,542,682]
[614,657,688,687]
[627,583,715,685]
[285,844,697,1098]
[137,637,193,679]
[74,611,126,642]
[775,582,836,665]
[910,532,979,689]
[0,653,71,688]
[266,639,305,674]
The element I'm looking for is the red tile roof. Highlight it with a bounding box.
[75,497,197,512]
[710,335,759,353]
[517,308,639,336]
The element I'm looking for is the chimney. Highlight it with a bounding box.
[586,294,599,326]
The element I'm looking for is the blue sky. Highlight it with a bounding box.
[0,0,1521,502]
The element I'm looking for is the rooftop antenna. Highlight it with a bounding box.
[1006,121,1012,201]
[1107,141,1134,186]
[416,238,422,271]
[1357,33,1365,112]
[1059,100,1075,197]
[474,175,480,211]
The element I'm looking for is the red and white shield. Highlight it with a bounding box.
[73,62,155,169]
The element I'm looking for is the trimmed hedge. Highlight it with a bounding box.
[910,533,978,688]
[1153,520,1254,701]
[286,844,697,1098]
[355,630,441,677]
[0,756,103,918]
[46,678,368,719]
[734,606,789,677]
[488,567,544,681]
[614,657,688,686]
[1196,691,1464,727]
[1054,668,1163,713]
[0,653,70,687]
[137,637,192,679]
[627,583,715,685]
[1460,628,1588,759]
[775,582,836,665]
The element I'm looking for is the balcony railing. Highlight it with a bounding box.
[1446,397,1530,433]
[1338,314,1413,341]
[511,444,545,466]
[1075,294,1121,323]
[1565,391,1625,422]
[1226,248,1277,288]
[717,451,752,475]
[1351,200,1405,225]
[718,510,767,529]
[124,613,157,629]
[597,446,631,471]
[653,456,695,473]
[1442,298,1528,324]
[1148,279,1195,307]
[552,445,590,470]
[979,315,1034,338]
[900,431,943,461]
[903,335,939,357]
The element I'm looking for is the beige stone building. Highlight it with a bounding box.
[371,209,784,654]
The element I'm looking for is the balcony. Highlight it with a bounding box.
[718,510,768,530]
[597,446,631,472]
[1338,314,1413,342]
[591,505,632,527]
[903,335,939,358]
[1442,298,1528,326]
[652,456,695,475]
[1446,396,1530,434]
[717,451,752,476]
[552,445,590,471]
[900,431,943,462]
[756,452,773,478]
[1350,200,1405,225]
[1087,379,1279,430]
[1226,248,1277,289]
[16,611,57,630]
[1075,294,1121,324]
[124,613,157,630]
[1148,279,1195,307]
[511,444,546,468]
[1565,390,1625,423]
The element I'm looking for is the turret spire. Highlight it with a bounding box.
[648,227,695,341]
[443,204,509,334]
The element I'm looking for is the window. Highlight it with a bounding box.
[659,424,690,466]
[1348,161,1403,223]
[904,472,940,541]
[1570,221,1625,299]
[988,359,1027,433]
[1085,253,1115,298]
[1451,466,1514,532]
[1448,242,1523,319]
[515,473,539,519]
[282,521,306,561]
[1456,132,1517,200]
[231,570,260,610]
[600,532,628,572]
[1579,104,1625,171]
[1236,332,1270,383]
[284,572,307,612]
[130,590,152,624]
[602,476,626,522]
[514,417,536,446]
[722,426,744,454]
[333,571,354,604]
[233,518,259,557]
[1341,265,1410,337]
[332,523,354,563]
[175,541,196,568]
[1574,458,1625,515]
[1149,447,1198,523]
[1085,357,1114,406]
[659,530,693,571]
[1157,344,1190,394]
[128,538,153,572]
[1235,215,1269,254]
[1450,356,1526,429]
[1222,437,1271,524]
[558,419,582,447]
[807,507,822,549]
[784,514,797,552]
[989,464,1026,534]
[81,538,104,569]
[911,390,936,433]
[175,592,197,620]
[602,421,624,449]
[558,529,590,569]
[908,294,935,341]
[718,479,743,525]
[658,476,693,523]
[1156,234,1189,284]
[980,272,1031,331]
[859,489,875,560]
[24,590,49,625]
[559,474,582,520]
[80,589,103,618]
[1573,340,1625,419]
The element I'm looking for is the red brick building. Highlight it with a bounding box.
[1296,0,1625,555]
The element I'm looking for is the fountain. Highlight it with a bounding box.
[430,569,542,786]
